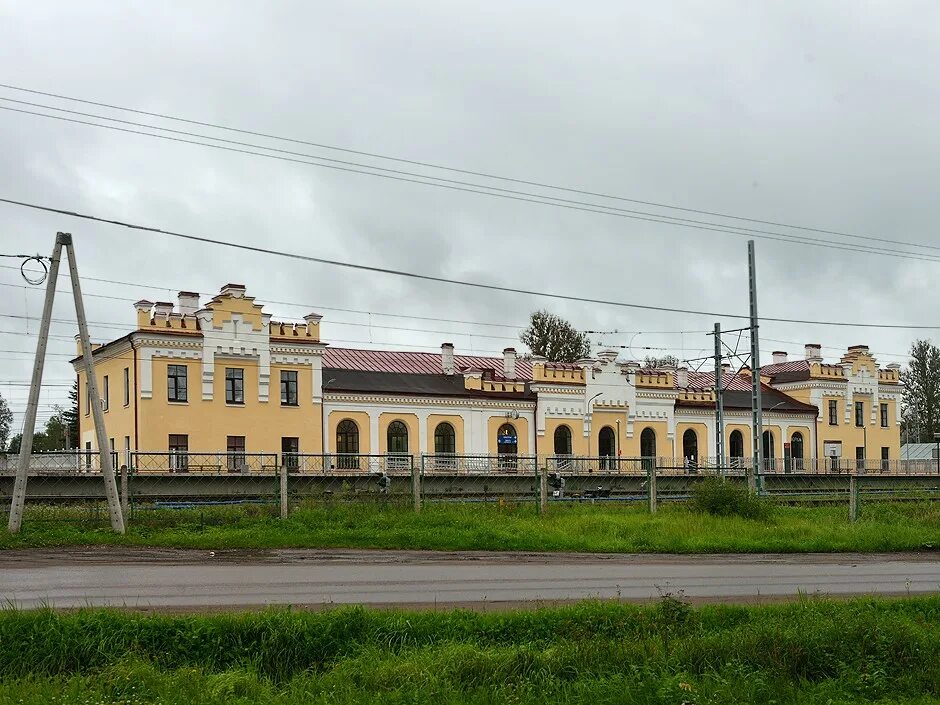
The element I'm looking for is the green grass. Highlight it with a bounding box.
[1,597,940,703]
[2,500,939,553]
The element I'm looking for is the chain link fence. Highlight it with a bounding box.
[0,451,122,527]
[3,452,940,530]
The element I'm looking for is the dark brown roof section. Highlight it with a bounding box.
[677,386,817,414]
[323,368,534,400]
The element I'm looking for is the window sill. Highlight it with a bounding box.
[281,403,300,408]
[226,402,245,407]
[168,400,189,405]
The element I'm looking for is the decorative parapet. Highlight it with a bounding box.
[880,364,901,384]
[531,361,586,384]
[811,363,846,379]
[635,370,674,388]
[677,389,715,403]
[269,314,321,342]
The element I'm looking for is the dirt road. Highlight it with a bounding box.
[3,548,938,610]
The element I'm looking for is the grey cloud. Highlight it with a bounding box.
[1,0,938,429]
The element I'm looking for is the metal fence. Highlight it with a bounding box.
[130,452,278,474]
[3,452,939,529]
[0,450,120,475]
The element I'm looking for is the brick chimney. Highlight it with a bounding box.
[441,343,455,375]
[153,301,173,324]
[177,291,199,316]
[503,347,517,379]
[676,367,689,388]
[805,343,823,362]
[772,351,787,365]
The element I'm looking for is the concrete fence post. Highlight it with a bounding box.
[848,474,858,522]
[648,463,657,514]
[412,457,422,513]
[539,467,548,515]
[279,462,289,519]
[119,464,129,520]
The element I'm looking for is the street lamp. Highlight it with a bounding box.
[934,432,940,475]
[762,401,787,473]
[585,392,602,457]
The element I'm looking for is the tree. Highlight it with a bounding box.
[44,408,69,450]
[0,392,11,451]
[7,430,56,455]
[901,339,940,443]
[62,380,79,449]
[643,354,679,368]
[519,310,591,363]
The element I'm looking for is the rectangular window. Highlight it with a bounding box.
[225,368,244,404]
[167,364,188,402]
[227,435,246,472]
[169,434,189,472]
[855,445,865,471]
[280,370,298,406]
[880,403,889,428]
[855,401,864,427]
[881,446,890,472]
[123,367,130,406]
[828,399,838,425]
[102,375,109,411]
[109,438,114,453]
[281,436,299,468]
[85,441,92,469]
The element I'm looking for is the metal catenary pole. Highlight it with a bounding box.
[748,241,763,493]
[65,233,125,533]
[713,322,725,474]
[7,236,64,533]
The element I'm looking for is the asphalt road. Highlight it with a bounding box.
[2,548,939,610]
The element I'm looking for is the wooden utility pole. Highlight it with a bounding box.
[8,233,125,533]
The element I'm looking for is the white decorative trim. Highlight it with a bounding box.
[323,393,535,409]
[139,347,201,400]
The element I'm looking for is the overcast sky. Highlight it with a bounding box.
[1,1,939,434]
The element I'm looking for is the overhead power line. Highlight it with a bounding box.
[2,197,939,330]
[0,262,528,330]
[2,82,937,255]
[3,104,940,264]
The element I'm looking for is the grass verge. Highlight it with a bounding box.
[1,500,939,553]
[0,597,939,703]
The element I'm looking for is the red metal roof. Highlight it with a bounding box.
[323,347,535,380]
[760,360,810,375]
[687,371,757,392]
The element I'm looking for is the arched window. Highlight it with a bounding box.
[640,428,656,458]
[790,431,804,471]
[553,425,572,455]
[497,423,518,471]
[336,419,359,469]
[729,430,745,463]
[387,420,409,454]
[598,426,616,470]
[434,422,456,454]
[682,429,698,468]
[762,430,775,471]
[640,427,656,472]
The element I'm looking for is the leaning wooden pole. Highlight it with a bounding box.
[7,236,64,533]
[65,233,125,533]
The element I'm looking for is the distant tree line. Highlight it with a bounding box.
[2,381,79,453]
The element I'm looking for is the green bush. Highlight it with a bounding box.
[691,477,770,520]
